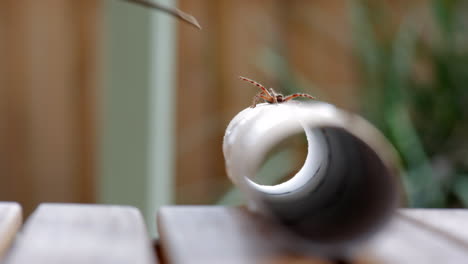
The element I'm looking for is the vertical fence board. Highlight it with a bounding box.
[0,0,101,215]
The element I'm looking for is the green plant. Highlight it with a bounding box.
[351,0,468,207]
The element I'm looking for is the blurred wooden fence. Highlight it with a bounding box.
[0,0,415,211]
[0,0,100,215]
[175,0,359,204]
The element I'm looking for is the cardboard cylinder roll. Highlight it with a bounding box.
[223,101,402,255]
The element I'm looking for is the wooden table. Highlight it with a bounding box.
[1,203,468,263]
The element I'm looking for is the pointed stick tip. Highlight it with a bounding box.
[183,15,202,30]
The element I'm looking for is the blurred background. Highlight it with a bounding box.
[0,0,467,234]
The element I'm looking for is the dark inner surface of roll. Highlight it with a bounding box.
[260,127,397,243]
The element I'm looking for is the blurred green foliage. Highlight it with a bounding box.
[220,0,468,208]
[351,0,468,207]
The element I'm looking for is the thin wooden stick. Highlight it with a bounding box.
[122,0,201,30]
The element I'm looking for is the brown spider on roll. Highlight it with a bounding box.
[239,76,316,108]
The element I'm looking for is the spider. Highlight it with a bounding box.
[239,76,316,108]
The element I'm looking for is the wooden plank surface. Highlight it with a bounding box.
[157,206,468,264]
[362,211,468,264]
[2,203,156,264]
[158,206,332,264]
[399,209,468,246]
[0,202,22,259]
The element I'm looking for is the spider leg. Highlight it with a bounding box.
[251,92,272,108]
[251,94,262,108]
[268,88,278,103]
[283,93,316,102]
[239,76,273,98]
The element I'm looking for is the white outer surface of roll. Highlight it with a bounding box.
[223,101,402,256]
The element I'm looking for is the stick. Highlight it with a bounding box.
[122,0,201,29]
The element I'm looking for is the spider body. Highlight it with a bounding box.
[239,76,316,108]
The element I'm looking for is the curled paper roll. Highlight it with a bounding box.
[223,101,402,256]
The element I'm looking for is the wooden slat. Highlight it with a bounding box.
[362,211,468,264]
[3,203,156,264]
[399,209,468,247]
[158,206,468,264]
[175,0,231,205]
[0,203,22,259]
[157,206,331,264]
